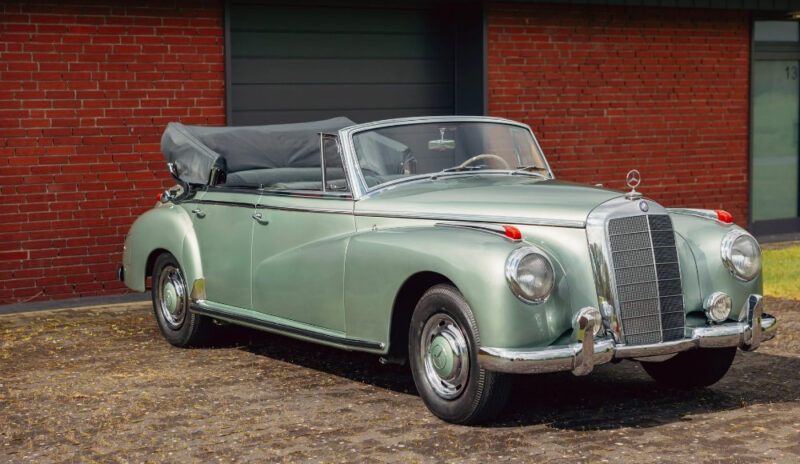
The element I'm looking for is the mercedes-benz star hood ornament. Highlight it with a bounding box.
[625,169,643,200]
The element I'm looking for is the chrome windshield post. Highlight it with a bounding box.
[319,133,327,192]
[337,128,367,199]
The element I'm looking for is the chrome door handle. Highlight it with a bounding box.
[191,208,206,218]
[252,212,269,225]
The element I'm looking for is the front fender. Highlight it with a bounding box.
[122,204,203,293]
[343,225,575,351]
[669,213,762,321]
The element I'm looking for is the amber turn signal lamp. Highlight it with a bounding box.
[715,210,733,224]
[502,225,522,240]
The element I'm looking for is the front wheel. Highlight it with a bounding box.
[151,253,212,347]
[640,347,737,389]
[409,285,510,424]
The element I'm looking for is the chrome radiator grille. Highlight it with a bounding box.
[607,214,685,345]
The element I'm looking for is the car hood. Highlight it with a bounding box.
[355,175,623,227]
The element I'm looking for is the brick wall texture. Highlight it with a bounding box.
[1,2,753,304]
[487,4,751,221]
[0,0,225,304]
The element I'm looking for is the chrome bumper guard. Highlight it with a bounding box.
[479,294,777,376]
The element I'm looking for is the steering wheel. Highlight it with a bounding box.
[458,153,509,170]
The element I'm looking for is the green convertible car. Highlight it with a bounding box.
[121,116,777,424]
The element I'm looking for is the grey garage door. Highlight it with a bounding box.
[227,2,460,125]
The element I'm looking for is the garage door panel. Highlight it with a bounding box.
[232,83,455,111]
[228,2,457,125]
[231,5,436,34]
[232,58,454,85]
[232,32,451,59]
[234,107,454,126]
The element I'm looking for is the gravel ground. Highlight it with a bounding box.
[1,298,799,463]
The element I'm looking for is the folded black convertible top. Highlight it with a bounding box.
[160,117,356,185]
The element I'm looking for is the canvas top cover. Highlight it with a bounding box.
[160,117,357,185]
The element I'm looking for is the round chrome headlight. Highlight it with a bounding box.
[505,247,555,304]
[721,230,761,281]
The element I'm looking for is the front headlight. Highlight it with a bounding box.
[505,246,555,304]
[721,230,761,281]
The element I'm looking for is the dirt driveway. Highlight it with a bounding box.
[2,298,799,463]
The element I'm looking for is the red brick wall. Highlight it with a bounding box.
[487,4,751,223]
[0,1,754,305]
[0,0,225,304]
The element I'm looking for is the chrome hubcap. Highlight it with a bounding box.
[158,265,186,329]
[421,313,469,400]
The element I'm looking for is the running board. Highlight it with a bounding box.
[190,302,385,351]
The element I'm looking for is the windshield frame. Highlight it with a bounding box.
[338,116,554,199]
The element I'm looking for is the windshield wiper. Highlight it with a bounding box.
[442,165,485,173]
[431,165,485,179]
[512,165,549,178]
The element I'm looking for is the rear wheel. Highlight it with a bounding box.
[409,284,510,424]
[640,347,737,389]
[151,253,211,347]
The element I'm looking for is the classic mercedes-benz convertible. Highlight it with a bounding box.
[120,116,776,424]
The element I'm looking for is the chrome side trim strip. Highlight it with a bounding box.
[202,186,262,195]
[261,189,353,200]
[190,302,384,351]
[434,222,521,240]
[184,199,353,215]
[185,199,257,209]
[183,199,576,224]
[260,204,353,215]
[357,210,585,228]
[205,186,354,200]
[667,208,732,226]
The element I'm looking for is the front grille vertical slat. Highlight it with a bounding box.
[607,214,685,345]
[649,214,686,342]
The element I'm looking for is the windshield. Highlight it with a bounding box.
[351,122,549,189]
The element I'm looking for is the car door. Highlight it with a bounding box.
[185,188,260,310]
[250,135,355,332]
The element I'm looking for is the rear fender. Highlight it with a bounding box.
[122,204,203,294]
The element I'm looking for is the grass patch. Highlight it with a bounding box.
[763,245,800,300]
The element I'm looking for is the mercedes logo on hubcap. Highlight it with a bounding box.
[431,344,445,369]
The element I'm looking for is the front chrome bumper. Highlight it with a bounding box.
[478,294,777,376]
